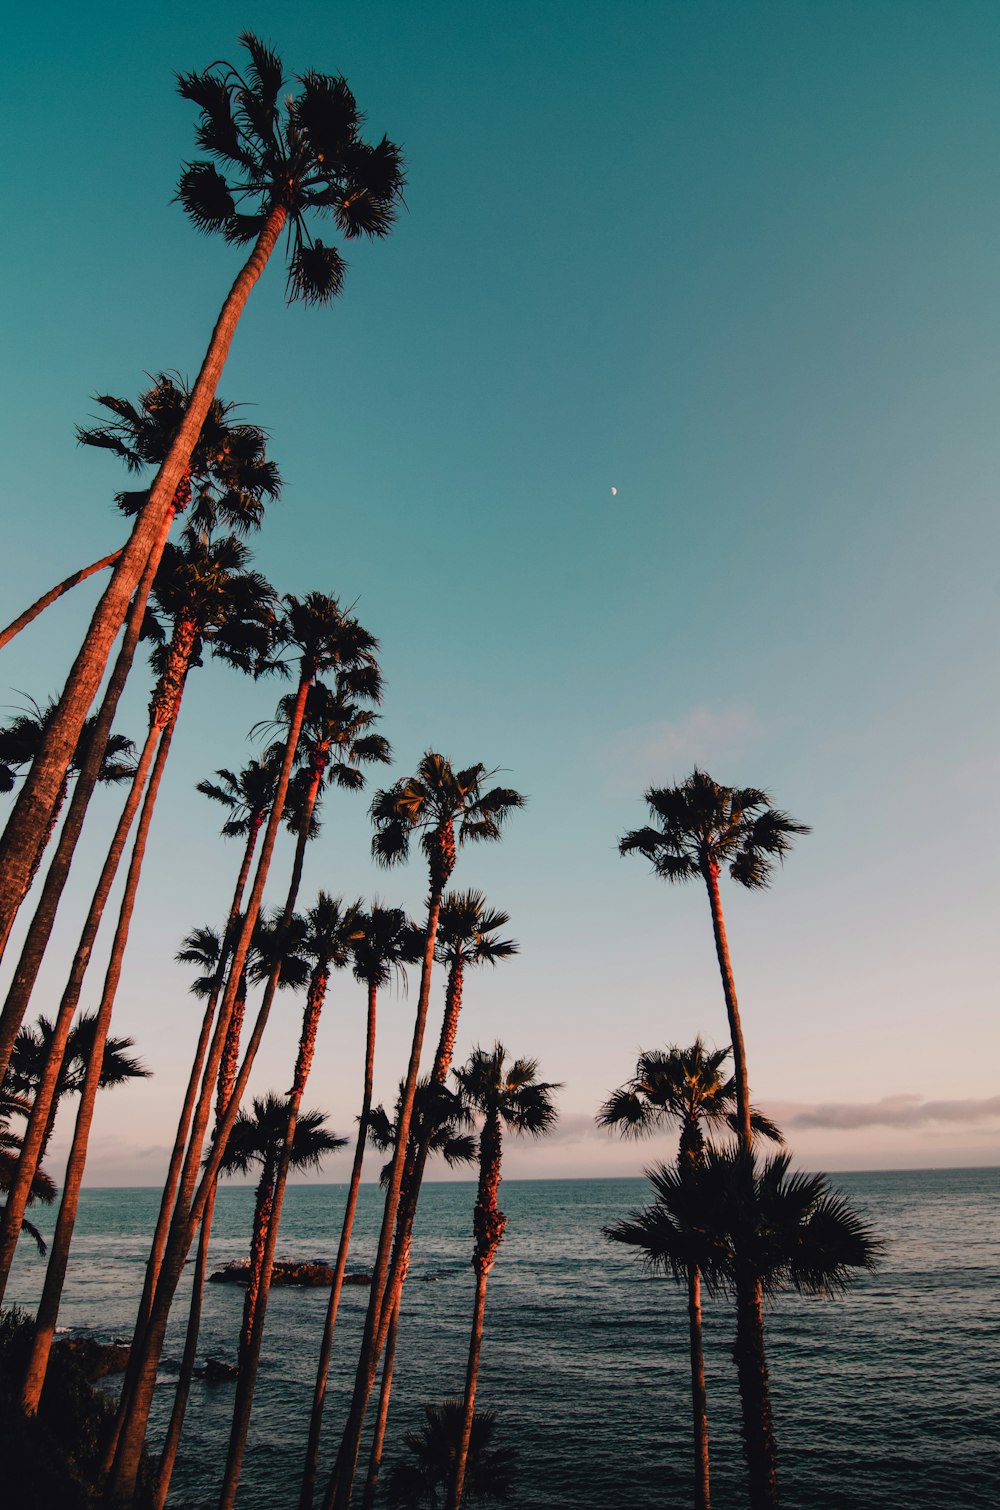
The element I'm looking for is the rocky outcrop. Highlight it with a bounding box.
[209,1260,372,1288]
[54,1336,130,1379]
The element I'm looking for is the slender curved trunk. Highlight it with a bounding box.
[361,1298,401,1510]
[219,960,330,1510]
[299,980,378,1510]
[687,1263,711,1510]
[0,522,167,1060]
[326,869,450,1510]
[448,1270,490,1510]
[107,668,309,1504]
[701,860,776,1508]
[19,777,69,914]
[0,204,287,948]
[0,548,123,653]
[447,1113,505,1510]
[20,719,176,1411]
[0,715,164,1299]
[152,1179,217,1510]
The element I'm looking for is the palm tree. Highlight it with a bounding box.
[329,757,524,1510]
[300,904,422,1510]
[0,1087,56,1257]
[6,1011,148,1166]
[447,1046,559,1510]
[219,894,363,1510]
[619,769,809,1510]
[110,594,383,1501]
[0,33,404,955]
[360,894,517,1507]
[0,533,276,1299]
[598,1040,783,1510]
[383,1401,517,1509]
[605,1147,881,1498]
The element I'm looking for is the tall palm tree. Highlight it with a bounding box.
[300,904,423,1510]
[0,533,276,1297]
[219,894,363,1510]
[0,33,404,951]
[0,373,279,658]
[361,894,517,1507]
[605,1147,881,1498]
[383,1400,517,1509]
[446,1046,559,1510]
[619,769,809,1510]
[329,757,524,1510]
[598,1040,783,1510]
[110,594,383,1501]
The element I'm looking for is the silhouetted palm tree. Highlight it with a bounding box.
[447,1046,559,1510]
[384,1400,517,1509]
[329,758,523,1510]
[619,770,809,1510]
[0,32,403,964]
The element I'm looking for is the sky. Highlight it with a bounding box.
[1,0,998,1184]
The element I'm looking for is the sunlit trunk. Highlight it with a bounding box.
[0,547,123,652]
[687,1263,711,1510]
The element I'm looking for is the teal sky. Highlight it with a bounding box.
[2,1,997,1182]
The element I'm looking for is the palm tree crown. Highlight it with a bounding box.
[620,768,810,889]
[77,372,281,534]
[0,699,135,794]
[176,32,406,304]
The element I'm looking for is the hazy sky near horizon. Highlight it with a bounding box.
[1,0,997,1184]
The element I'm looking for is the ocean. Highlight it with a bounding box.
[6,1168,999,1508]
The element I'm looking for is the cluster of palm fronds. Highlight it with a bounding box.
[0,32,561,1510]
[599,771,882,1510]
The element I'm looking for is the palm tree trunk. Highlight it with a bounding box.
[219,963,330,1510]
[687,1263,711,1510]
[734,1264,779,1510]
[326,884,446,1510]
[702,862,752,1147]
[361,1297,401,1510]
[107,667,309,1504]
[0,524,165,1058]
[20,716,176,1411]
[0,548,123,652]
[0,714,163,1299]
[299,980,378,1510]
[447,1269,490,1510]
[152,1176,218,1510]
[20,777,69,911]
[0,204,287,948]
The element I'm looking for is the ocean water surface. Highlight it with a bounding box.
[7,1168,998,1508]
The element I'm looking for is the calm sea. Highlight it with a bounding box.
[7,1169,999,1508]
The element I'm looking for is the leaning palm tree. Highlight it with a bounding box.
[598,1040,782,1510]
[605,1146,881,1500]
[0,533,276,1301]
[0,32,404,958]
[619,770,809,1510]
[383,1400,517,1509]
[447,1046,559,1510]
[328,757,524,1510]
[110,594,383,1501]
[360,893,517,1508]
[218,894,363,1510]
[300,903,423,1510]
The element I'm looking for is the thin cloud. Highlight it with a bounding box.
[612,705,764,794]
[781,1094,1000,1132]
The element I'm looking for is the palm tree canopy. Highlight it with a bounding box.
[605,1148,882,1299]
[175,33,405,304]
[368,1079,476,1181]
[246,910,311,992]
[219,1094,345,1178]
[300,892,366,972]
[0,697,135,793]
[453,1045,560,1139]
[384,1399,517,1508]
[196,754,282,838]
[143,532,278,678]
[280,679,392,792]
[435,891,518,970]
[348,904,422,993]
[619,768,810,889]
[6,1012,149,1101]
[270,593,382,689]
[77,372,281,534]
[370,753,524,875]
